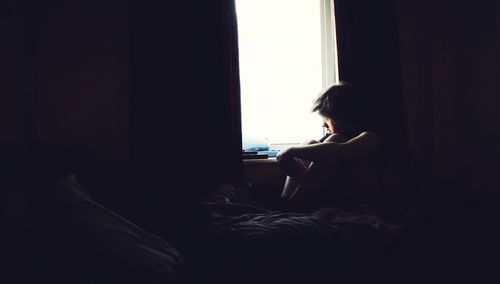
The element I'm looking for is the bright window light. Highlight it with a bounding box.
[236,0,339,149]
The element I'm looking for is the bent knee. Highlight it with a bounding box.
[302,139,320,145]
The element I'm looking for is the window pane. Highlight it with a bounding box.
[236,0,325,146]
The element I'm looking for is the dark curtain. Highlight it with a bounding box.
[190,0,243,190]
[129,0,242,245]
[333,0,409,174]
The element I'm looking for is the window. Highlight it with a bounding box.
[236,0,339,154]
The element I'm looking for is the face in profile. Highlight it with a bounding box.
[323,116,348,135]
[322,117,335,134]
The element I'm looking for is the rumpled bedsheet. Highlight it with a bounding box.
[197,185,400,284]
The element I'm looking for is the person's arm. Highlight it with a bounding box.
[278,131,381,164]
[277,139,320,177]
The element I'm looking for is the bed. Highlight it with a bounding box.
[189,183,500,284]
[188,185,409,284]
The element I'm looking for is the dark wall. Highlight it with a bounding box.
[35,0,130,165]
[0,0,130,164]
[0,0,40,175]
[397,0,500,186]
[2,0,132,213]
[0,0,136,229]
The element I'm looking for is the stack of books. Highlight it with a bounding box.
[242,151,268,159]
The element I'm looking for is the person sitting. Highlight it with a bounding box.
[277,82,385,212]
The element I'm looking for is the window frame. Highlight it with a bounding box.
[320,0,339,88]
[238,0,340,157]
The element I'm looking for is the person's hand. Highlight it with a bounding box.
[276,146,294,164]
[277,147,306,177]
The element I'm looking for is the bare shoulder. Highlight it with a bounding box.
[345,131,382,156]
[356,131,381,142]
[323,133,348,143]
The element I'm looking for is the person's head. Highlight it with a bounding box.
[312,82,366,135]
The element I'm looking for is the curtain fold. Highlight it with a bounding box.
[333,0,409,170]
[129,0,243,241]
[396,0,500,186]
[190,0,243,188]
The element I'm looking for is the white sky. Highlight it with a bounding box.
[236,0,325,145]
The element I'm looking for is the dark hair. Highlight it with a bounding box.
[312,82,365,125]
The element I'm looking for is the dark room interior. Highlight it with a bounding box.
[1,0,500,283]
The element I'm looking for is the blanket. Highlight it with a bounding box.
[194,185,401,284]
[1,174,182,284]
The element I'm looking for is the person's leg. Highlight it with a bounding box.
[287,134,348,208]
[280,139,320,199]
[287,162,339,209]
[280,174,301,199]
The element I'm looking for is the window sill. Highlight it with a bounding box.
[243,157,277,165]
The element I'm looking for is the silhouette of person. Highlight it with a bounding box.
[277,82,383,211]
